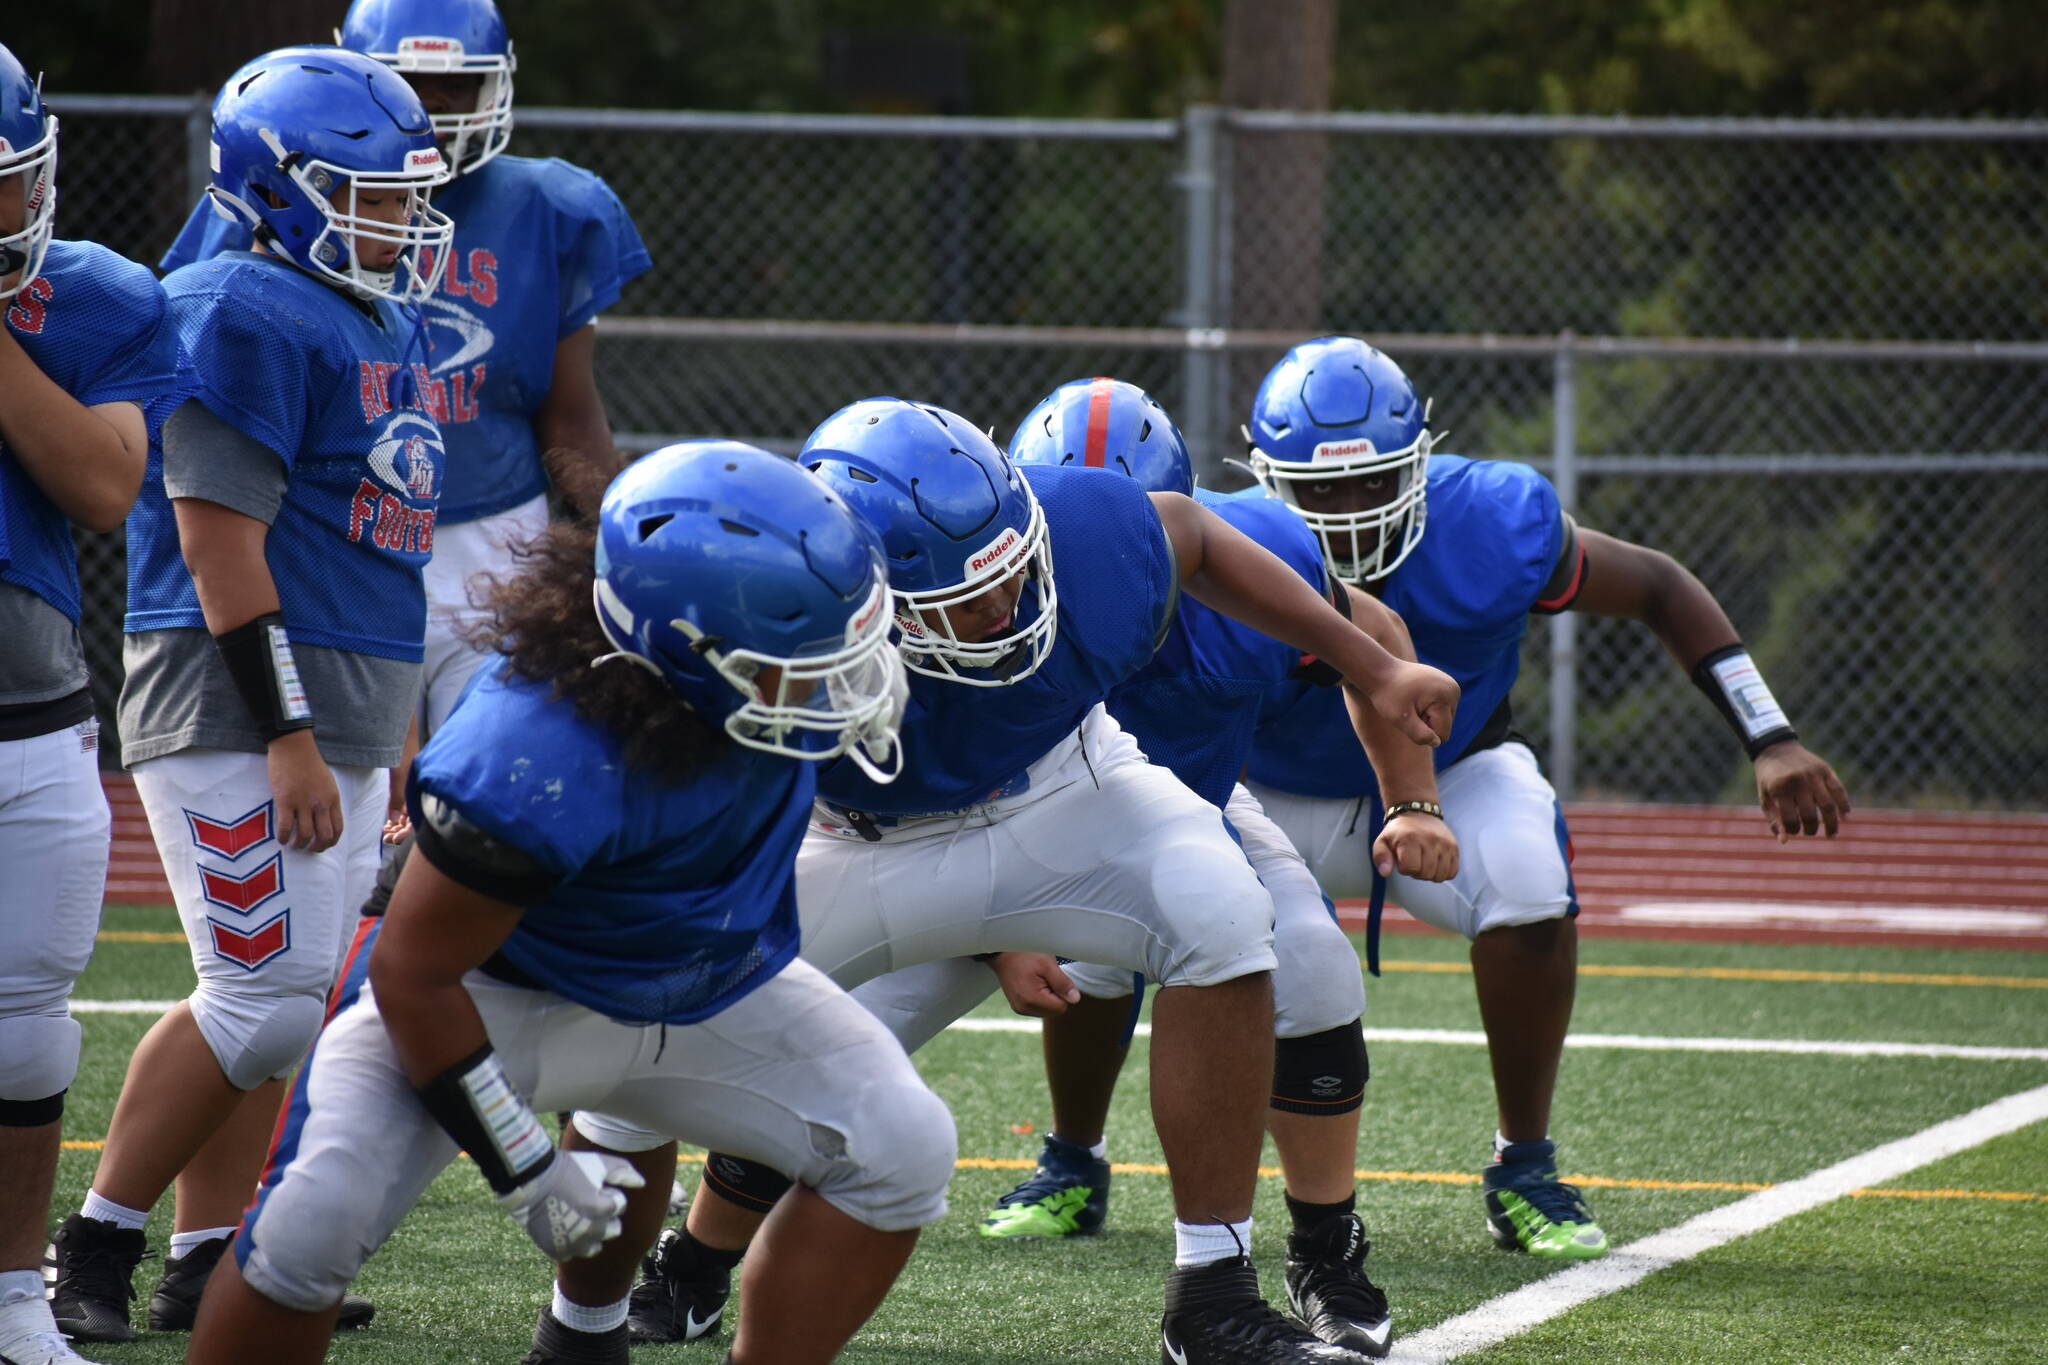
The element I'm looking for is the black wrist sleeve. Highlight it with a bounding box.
[415,1041,555,1195]
[213,612,315,742]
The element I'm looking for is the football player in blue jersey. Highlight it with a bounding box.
[569,398,1459,1365]
[939,377,1459,1358]
[182,441,945,1365]
[161,0,653,745]
[46,48,453,1342]
[0,43,189,1365]
[1241,336,1851,1262]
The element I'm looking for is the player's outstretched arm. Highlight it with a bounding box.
[0,328,147,531]
[1568,528,1851,840]
[1150,490,1457,746]
[372,825,643,1261]
[1340,590,1459,882]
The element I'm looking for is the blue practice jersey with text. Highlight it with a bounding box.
[820,464,1177,817]
[409,666,806,1025]
[2,240,185,622]
[161,154,651,523]
[126,252,443,661]
[1250,454,1574,799]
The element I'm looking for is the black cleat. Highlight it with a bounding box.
[1284,1215,1391,1358]
[521,1307,629,1365]
[144,1235,374,1332]
[1161,1256,1374,1363]
[626,1228,734,1343]
[44,1216,146,1344]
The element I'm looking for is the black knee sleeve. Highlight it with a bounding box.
[0,1090,65,1127]
[1271,1020,1368,1116]
[701,1151,795,1214]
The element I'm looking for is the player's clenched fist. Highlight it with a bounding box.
[1369,660,1459,748]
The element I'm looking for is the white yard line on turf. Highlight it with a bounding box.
[75,1002,2048,1062]
[1385,1082,2048,1364]
[942,1016,2048,1062]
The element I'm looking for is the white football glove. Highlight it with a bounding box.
[496,1150,646,1261]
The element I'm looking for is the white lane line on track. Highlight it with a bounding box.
[76,1002,2048,1062]
[1385,1081,2048,1363]
[941,1016,2048,1061]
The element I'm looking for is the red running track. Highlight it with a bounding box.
[104,776,2048,952]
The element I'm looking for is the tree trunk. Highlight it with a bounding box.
[1222,0,1336,332]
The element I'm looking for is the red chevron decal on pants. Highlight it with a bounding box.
[196,854,284,915]
[210,913,290,970]
[184,802,275,860]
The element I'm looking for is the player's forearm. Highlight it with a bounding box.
[1340,593,1440,805]
[0,333,146,531]
[1163,494,1403,692]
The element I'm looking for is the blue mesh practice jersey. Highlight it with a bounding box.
[820,464,1178,817]
[161,155,652,524]
[126,253,443,661]
[1,240,186,622]
[1250,454,1579,799]
[1108,489,1329,808]
[409,666,806,1025]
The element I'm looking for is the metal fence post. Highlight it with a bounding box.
[1176,106,1221,479]
[185,93,211,212]
[1548,334,1579,799]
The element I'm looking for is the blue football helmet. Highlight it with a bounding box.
[1248,336,1436,582]
[340,0,515,174]
[1008,377,1194,497]
[802,398,1059,687]
[0,43,56,302]
[206,47,454,303]
[592,441,907,781]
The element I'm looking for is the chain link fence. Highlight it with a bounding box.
[45,97,2048,808]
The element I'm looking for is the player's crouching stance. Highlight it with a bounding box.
[184,443,951,1365]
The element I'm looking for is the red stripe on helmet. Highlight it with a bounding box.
[1083,377,1115,468]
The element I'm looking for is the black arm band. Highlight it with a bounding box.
[416,1041,555,1196]
[1689,643,1798,759]
[213,612,314,742]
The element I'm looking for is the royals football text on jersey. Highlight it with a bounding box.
[161,155,652,524]
[820,464,1177,817]
[409,666,806,1024]
[1108,490,1328,809]
[125,253,443,662]
[1250,454,1573,799]
[1,241,186,624]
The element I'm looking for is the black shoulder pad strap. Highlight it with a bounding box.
[412,792,560,908]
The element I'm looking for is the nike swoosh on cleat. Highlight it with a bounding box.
[1162,1332,1190,1365]
[1361,1319,1393,1350]
[683,1304,722,1340]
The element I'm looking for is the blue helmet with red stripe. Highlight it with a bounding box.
[1008,376,1193,497]
[803,397,1058,688]
[0,42,57,301]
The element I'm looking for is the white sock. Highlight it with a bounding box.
[1087,1137,1108,1161]
[1174,1217,1253,1267]
[552,1287,629,1334]
[0,1268,47,1307]
[170,1226,237,1260]
[81,1189,149,1231]
[1495,1131,1549,1158]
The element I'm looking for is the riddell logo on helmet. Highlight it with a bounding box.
[399,37,464,55]
[968,528,1022,574]
[407,149,445,170]
[1312,438,1381,460]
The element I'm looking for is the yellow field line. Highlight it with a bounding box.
[62,1140,2042,1204]
[1380,959,2048,990]
[95,929,2048,989]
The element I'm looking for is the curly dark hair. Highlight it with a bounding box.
[466,518,725,781]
